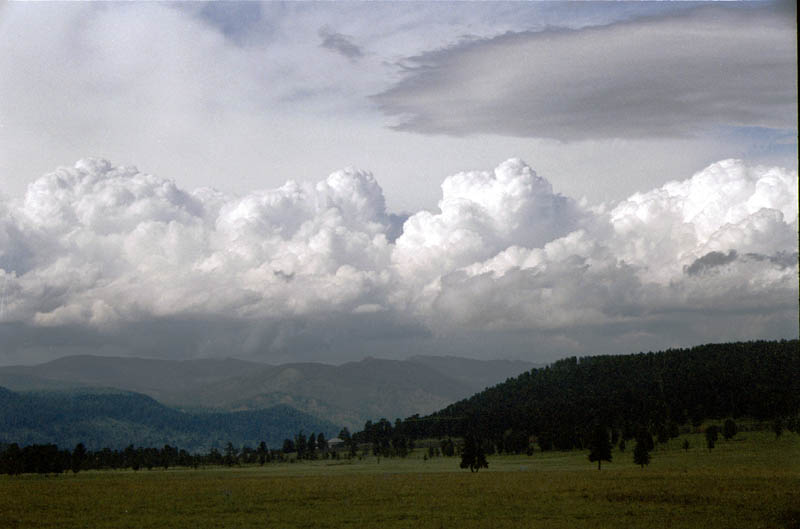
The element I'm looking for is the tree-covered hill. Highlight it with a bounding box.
[0,387,338,452]
[389,340,800,451]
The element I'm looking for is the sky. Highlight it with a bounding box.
[0,1,797,366]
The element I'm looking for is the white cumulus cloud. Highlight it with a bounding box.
[0,157,796,363]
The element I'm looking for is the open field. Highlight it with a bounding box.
[1,431,798,529]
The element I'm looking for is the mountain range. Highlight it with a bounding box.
[0,354,537,430]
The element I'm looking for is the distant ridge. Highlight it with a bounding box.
[0,355,261,401]
[0,355,536,430]
[0,386,338,452]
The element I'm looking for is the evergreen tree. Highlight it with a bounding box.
[1,443,23,475]
[588,425,612,470]
[459,435,488,472]
[440,438,455,457]
[71,443,86,474]
[224,442,237,466]
[723,419,737,440]
[338,427,351,442]
[772,418,784,438]
[257,442,268,465]
[295,432,307,459]
[705,425,719,450]
[392,436,409,458]
[336,427,353,456]
[307,433,317,460]
[633,439,651,468]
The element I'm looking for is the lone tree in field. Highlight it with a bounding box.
[459,435,488,473]
[723,419,737,440]
[257,442,268,465]
[588,425,612,470]
[705,425,719,450]
[633,438,651,469]
[224,442,237,466]
[772,418,784,438]
[71,443,86,474]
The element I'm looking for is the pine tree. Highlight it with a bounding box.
[224,442,237,466]
[633,439,651,469]
[723,419,737,440]
[772,418,784,438]
[307,433,317,460]
[459,435,488,472]
[71,443,86,474]
[705,425,719,450]
[257,442,268,466]
[295,432,307,459]
[588,425,612,470]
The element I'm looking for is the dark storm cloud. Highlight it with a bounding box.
[744,251,799,269]
[685,250,739,276]
[373,3,797,140]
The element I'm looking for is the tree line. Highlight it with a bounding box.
[0,429,352,476]
[0,441,283,475]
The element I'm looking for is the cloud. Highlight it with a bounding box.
[685,250,738,276]
[374,4,797,140]
[453,158,795,326]
[2,1,794,220]
[744,251,798,269]
[319,27,363,59]
[0,157,796,363]
[391,158,589,302]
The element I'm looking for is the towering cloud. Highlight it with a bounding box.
[0,158,796,363]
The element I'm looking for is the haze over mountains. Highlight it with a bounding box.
[0,355,537,430]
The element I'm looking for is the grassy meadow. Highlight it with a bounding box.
[1,430,798,529]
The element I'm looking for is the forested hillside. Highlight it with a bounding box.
[0,387,338,452]
[384,340,799,451]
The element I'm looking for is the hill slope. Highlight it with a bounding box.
[0,387,338,452]
[392,340,800,450]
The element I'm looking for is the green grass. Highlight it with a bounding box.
[1,431,798,529]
